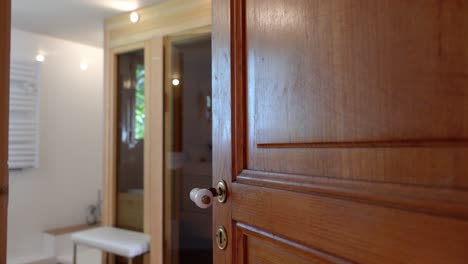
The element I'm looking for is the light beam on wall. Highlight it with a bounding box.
[111,1,137,11]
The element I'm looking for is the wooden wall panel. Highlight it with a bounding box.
[105,0,211,48]
[0,0,10,262]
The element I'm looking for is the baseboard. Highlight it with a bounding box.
[7,254,55,264]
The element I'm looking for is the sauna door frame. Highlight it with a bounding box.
[163,31,212,264]
[103,1,211,264]
[103,40,162,264]
[0,0,10,263]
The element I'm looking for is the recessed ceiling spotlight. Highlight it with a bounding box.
[130,11,140,24]
[172,78,180,86]
[35,54,45,63]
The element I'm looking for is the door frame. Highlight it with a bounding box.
[102,1,211,264]
[212,0,236,262]
[0,0,10,263]
[103,40,157,264]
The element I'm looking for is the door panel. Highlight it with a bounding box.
[232,184,468,263]
[235,223,348,264]
[247,0,468,143]
[247,148,468,188]
[213,0,468,263]
[246,0,468,189]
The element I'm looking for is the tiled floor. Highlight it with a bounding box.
[56,249,101,264]
[8,248,101,264]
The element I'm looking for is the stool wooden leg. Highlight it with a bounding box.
[73,243,77,264]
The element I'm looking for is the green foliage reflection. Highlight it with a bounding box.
[135,65,145,140]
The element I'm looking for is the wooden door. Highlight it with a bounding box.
[213,0,468,263]
[0,0,10,263]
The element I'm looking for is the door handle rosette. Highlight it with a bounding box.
[189,180,227,208]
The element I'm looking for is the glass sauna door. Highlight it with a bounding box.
[164,34,213,264]
[116,49,145,234]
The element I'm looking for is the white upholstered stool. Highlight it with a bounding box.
[71,227,150,264]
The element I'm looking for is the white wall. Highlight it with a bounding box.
[7,29,103,259]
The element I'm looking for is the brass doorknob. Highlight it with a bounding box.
[190,180,227,209]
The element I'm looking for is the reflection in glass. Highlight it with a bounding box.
[164,34,212,264]
[116,49,145,232]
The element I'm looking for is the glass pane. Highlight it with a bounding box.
[116,49,145,232]
[164,34,213,264]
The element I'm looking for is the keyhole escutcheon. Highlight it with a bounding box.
[216,225,228,250]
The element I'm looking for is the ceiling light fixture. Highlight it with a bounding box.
[130,11,140,24]
[35,54,45,63]
[172,79,180,86]
[80,61,89,71]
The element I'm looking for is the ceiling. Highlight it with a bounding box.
[12,0,162,47]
